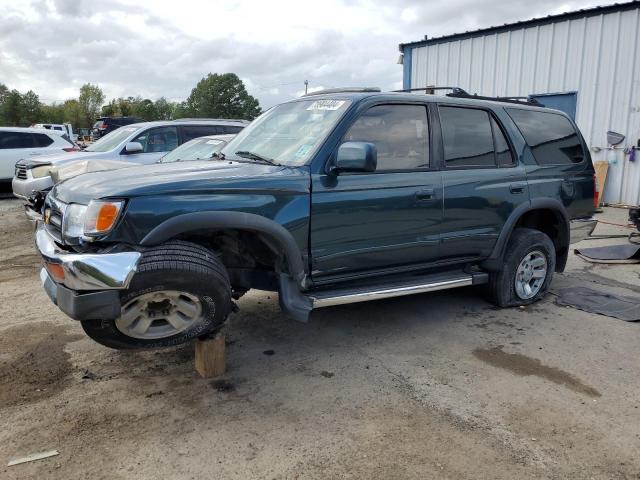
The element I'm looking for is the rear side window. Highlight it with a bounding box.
[491,117,514,166]
[439,107,496,167]
[344,104,429,171]
[0,132,35,149]
[181,125,221,142]
[223,126,244,134]
[506,109,584,165]
[33,133,54,147]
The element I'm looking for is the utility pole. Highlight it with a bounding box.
[304,80,309,95]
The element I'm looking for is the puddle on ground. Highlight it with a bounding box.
[473,346,601,398]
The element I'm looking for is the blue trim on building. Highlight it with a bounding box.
[402,46,412,90]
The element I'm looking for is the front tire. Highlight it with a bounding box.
[487,228,556,307]
[81,241,232,350]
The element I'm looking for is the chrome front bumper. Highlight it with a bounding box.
[35,222,141,290]
[569,217,597,244]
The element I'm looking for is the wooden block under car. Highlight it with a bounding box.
[195,334,226,378]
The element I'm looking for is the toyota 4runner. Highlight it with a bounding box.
[34,88,597,349]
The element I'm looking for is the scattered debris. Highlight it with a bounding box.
[8,449,60,466]
[145,391,164,398]
[320,371,334,378]
[81,370,96,380]
[262,349,275,356]
[211,379,235,392]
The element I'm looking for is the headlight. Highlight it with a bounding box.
[61,200,124,239]
[84,200,124,236]
[31,165,53,179]
[62,204,88,238]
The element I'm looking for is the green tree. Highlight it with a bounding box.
[78,83,105,128]
[21,90,41,125]
[0,83,9,124]
[4,90,23,126]
[153,97,173,120]
[101,99,119,117]
[63,99,83,128]
[41,103,66,124]
[186,73,261,120]
[135,98,157,121]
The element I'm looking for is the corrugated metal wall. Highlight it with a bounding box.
[408,6,640,205]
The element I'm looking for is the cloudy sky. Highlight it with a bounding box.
[1,0,608,109]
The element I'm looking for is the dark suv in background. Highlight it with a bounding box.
[35,88,596,349]
[92,116,144,138]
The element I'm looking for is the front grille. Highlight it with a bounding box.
[44,196,66,243]
[15,165,28,180]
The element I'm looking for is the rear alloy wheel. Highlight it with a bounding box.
[81,241,232,350]
[487,228,556,307]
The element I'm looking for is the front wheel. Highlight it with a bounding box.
[487,228,556,307]
[81,241,232,349]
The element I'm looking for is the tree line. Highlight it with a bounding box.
[0,73,262,129]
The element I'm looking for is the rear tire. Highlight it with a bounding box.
[81,241,232,350]
[487,228,556,307]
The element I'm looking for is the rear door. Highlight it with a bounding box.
[506,108,593,218]
[437,105,529,261]
[310,103,443,281]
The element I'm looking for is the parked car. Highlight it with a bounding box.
[34,88,596,349]
[31,123,76,142]
[12,119,248,203]
[1,127,77,188]
[21,134,236,220]
[92,117,144,138]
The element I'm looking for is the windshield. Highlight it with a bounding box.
[84,127,138,152]
[221,98,352,166]
[159,137,226,163]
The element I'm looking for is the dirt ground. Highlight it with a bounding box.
[1,199,639,479]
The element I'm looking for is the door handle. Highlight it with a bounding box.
[415,188,435,201]
[509,183,526,194]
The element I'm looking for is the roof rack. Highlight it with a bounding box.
[303,87,381,96]
[392,86,543,106]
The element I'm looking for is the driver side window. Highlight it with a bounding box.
[132,126,178,153]
[343,104,429,171]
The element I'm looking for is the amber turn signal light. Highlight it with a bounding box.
[45,262,65,282]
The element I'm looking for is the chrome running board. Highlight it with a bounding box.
[310,273,485,308]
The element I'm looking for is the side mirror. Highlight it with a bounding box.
[332,141,377,174]
[124,142,143,154]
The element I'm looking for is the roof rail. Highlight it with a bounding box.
[172,118,250,123]
[393,85,543,106]
[303,87,381,96]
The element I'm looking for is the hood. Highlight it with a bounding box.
[53,160,309,204]
[51,159,136,183]
[17,150,99,169]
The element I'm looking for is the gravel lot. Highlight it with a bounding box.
[1,199,639,479]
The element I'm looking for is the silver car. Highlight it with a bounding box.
[12,119,248,200]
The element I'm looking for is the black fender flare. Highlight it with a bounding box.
[481,198,570,272]
[140,211,307,283]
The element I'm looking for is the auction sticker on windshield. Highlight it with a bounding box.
[306,100,346,111]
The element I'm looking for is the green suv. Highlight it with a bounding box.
[35,88,597,349]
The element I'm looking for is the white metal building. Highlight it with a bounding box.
[399,1,640,205]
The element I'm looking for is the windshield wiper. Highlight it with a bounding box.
[212,151,226,160]
[234,150,281,166]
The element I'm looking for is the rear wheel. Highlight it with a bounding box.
[487,228,556,307]
[81,241,232,349]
